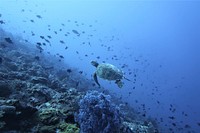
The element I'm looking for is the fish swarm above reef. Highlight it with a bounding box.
[0,28,158,133]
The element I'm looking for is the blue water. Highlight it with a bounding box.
[1,0,200,132]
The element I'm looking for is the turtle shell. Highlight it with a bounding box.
[96,63,123,80]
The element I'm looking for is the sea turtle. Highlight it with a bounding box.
[91,60,124,88]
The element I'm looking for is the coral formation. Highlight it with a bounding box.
[76,91,121,133]
[0,28,158,132]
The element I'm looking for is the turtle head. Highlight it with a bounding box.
[91,60,99,67]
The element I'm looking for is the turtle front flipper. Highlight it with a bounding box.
[115,79,124,88]
[93,72,100,87]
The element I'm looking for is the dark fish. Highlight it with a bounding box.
[172,123,176,127]
[36,15,42,19]
[65,46,68,49]
[96,56,100,59]
[0,13,1,17]
[61,23,65,26]
[31,31,35,36]
[40,36,45,39]
[67,69,72,73]
[59,55,64,59]
[79,71,83,74]
[0,20,5,24]
[197,122,200,126]
[37,42,42,46]
[30,19,34,23]
[47,35,51,39]
[4,37,13,44]
[54,31,57,34]
[60,40,65,44]
[72,30,80,35]
[168,116,175,120]
[45,39,50,43]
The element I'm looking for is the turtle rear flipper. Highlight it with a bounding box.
[93,73,100,87]
[115,79,124,88]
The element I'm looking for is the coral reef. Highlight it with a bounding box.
[76,91,121,133]
[0,28,158,133]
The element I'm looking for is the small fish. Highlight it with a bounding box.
[60,40,65,44]
[67,69,72,73]
[168,116,175,120]
[79,71,83,74]
[4,37,13,44]
[172,123,176,127]
[45,39,50,43]
[37,42,42,46]
[47,35,51,39]
[36,15,42,19]
[72,30,80,35]
[40,36,45,39]
[0,20,5,24]
[31,31,35,36]
[59,55,64,59]
[65,46,68,49]
[30,19,34,23]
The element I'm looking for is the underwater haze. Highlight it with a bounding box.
[1,0,200,132]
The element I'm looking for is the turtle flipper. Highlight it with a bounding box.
[93,72,100,87]
[115,79,124,88]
